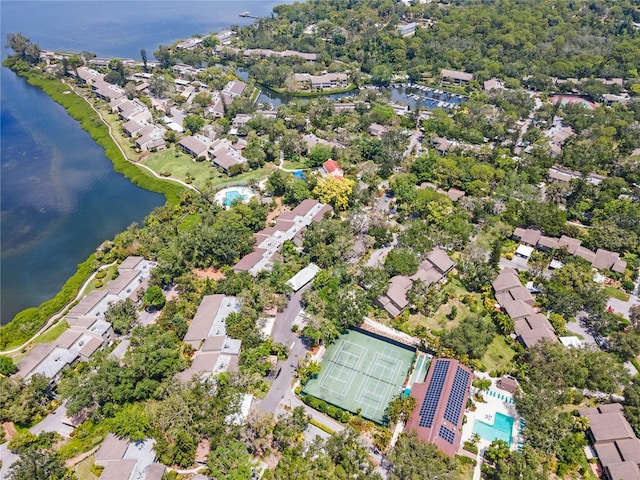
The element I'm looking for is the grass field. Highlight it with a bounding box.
[33,320,68,345]
[142,149,214,189]
[303,329,415,423]
[604,286,630,302]
[74,454,99,480]
[481,336,517,373]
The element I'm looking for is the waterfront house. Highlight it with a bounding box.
[441,69,473,85]
[223,80,247,98]
[179,134,211,158]
[176,37,203,50]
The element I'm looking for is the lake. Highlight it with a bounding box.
[0,0,289,324]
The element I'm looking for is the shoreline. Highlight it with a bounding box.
[0,63,188,348]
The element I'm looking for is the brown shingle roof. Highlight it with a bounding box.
[426,248,456,275]
[492,269,522,294]
[559,235,582,254]
[183,295,224,345]
[99,459,137,480]
[95,433,128,465]
[605,462,640,480]
[592,249,619,270]
[587,411,636,444]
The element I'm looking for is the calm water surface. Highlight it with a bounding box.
[1,0,289,324]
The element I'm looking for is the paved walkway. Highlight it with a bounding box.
[0,262,116,355]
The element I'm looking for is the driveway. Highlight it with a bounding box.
[30,403,74,438]
[0,404,75,479]
[607,294,639,320]
[499,256,529,272]
[0,443,19,479]
[566,312,597,346]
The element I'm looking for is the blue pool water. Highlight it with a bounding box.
[224,191,248,206]
[293,170,306,180]
[472,412,515,446]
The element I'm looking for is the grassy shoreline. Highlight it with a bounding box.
[0,62,186,347]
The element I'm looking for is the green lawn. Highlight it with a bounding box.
[604,286,630,301]
[97,107,145,162]
[481,336,517,373]
[74,454,100,480]
[282,160,308,170]
[34,320,68,345]
[142,148,215,189]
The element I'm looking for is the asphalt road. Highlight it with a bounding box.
[259,287,308,414]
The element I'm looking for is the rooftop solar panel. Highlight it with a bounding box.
[439,425,455,444]
[418,359,450,428]
[443,366,470,426]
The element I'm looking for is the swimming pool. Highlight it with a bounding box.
[293,169,306,180]
[215,186,255,208]
[472,412,515,446]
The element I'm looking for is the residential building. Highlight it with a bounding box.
[178,295,243,383]
[579,404,640,480]
[441,69,473,85]
[176,37,204,50]
[511,228,627,274]
[321,159,344,178]
[376,248,455,317]
[96,435,166,480]
[232,114,253,130]
[369,123,388,137]
[234,199,331,275]
[179,134,211,158]
[492,268,557,348]
[14,256,156,381]
[406,358,473,457]
[210,138,247,173]
[484,78,503,90]
[223,80,247,98]
[397,22,418,37]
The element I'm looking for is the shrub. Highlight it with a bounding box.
[309,419,334,435]
[90,465,104,476]
[94,280,103,288]
[341,411,351,423]
[463,441,479,454]
[327,406,338,418]
[95,270,107,279]
[317,401,328,413]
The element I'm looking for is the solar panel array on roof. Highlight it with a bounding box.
[439,425,456,444]
[418,360,450,428]
[443,366,471,426]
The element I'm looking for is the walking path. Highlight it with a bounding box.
[0,262,116,355]
[64,80,199,193]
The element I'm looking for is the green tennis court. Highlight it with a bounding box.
[303,329,416,423]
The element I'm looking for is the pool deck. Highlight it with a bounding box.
[460,373,523,455]
[214,186,256,208]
